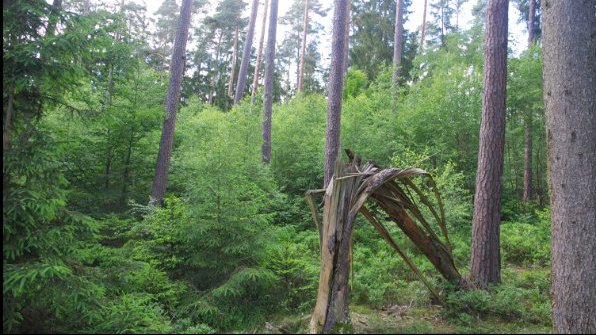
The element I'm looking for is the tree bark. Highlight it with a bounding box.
[419,0,427,53]
[234,0,259,103]
[343,1,350,80]
[149,0,193,206]
[392,0,404,113]
[522,0,535,202]
[251,0,269,106]
[323,0,349,188]
[297,0,309,92]
[261,0,278,164]
[227,27,239,99]
[470,0,508,288]
[543,0,596,333]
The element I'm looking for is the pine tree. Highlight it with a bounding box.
[251,0,269,106]
[323,0,349,187]
[150,0,194,206]
[469,0,509,288]
[234,0,259,103]
[543,0,596,332]
[261,0,279,164]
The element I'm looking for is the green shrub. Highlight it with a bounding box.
[501,220,550,266]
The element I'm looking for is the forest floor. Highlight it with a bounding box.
[257,303,551,334]
[255,263,553,334]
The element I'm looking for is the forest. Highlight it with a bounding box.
[3,0,595,334]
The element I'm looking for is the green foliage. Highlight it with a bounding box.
[92,293,173,334]
[501,210,551,266]
[265,228,320,312]
[3,1,550,332]
[270,94,327,194]
[344,69,369,99]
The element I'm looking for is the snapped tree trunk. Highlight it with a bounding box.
[469,0,508,288]
[234,0,259,103]
[261,0,278,164]
[310,152,461,334]
[543,0,596,333]
[323,0,349,188]
[149,0,193,206]
[392,0,404,113]
[251,0,269,106]
[297,0,309,92]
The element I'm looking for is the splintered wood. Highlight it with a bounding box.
[307,150,461,334]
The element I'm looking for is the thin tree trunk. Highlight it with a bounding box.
[323,0,349,188]
[234,0,259,103]
[522,0,535,203]
[392,0,404,113]
[543,1,596,333]
[420,0,427,53]
[3,83,15,151]
[535,137,545,207]
[297,0,309,92]
[527,0,535,46]
[470,0,508,288]
[251,0,269,106]
[150,0,193,206]
[261,0,278,164]
[121,132,134,201]
[209,31,224,105]
[522,115,533,202]
[104,132,112,190]
[228,27,239,99]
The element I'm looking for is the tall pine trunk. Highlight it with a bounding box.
[149,0,193,206]
[522,0,535,202]
[469,0,508,288]
[392,0,404,112]
[234,0,259,103]
[543,1,596,333]
[323,0,349,188]
[227,27,239,99]
[297,0,309,92]
[261,0,278,164]
[251,0,269,106]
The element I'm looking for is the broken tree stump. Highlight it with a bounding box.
[308,150,461,334]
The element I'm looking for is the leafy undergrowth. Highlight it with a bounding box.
[254,263,552,334]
